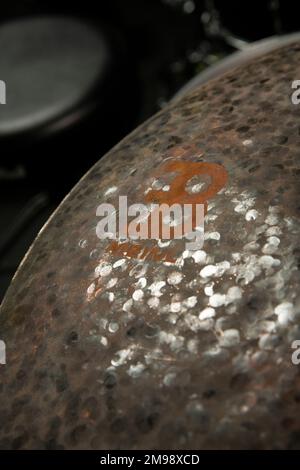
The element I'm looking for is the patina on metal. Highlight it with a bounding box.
[0,41,300,450]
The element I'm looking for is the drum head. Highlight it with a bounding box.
[0,16,109,138]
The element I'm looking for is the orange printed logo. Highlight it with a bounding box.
[96,146,228,263]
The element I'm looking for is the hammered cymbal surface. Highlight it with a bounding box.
[1,42,300,450]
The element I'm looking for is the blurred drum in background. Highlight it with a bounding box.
[0,15,137,196]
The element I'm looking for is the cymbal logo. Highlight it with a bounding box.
[96,147,228,263]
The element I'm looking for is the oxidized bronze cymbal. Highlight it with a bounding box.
[0,40,300,450]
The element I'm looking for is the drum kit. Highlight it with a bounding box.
[0,15,300,450]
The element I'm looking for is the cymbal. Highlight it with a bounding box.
[0,40,300,450]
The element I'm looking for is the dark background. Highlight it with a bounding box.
[0,0,299,300]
